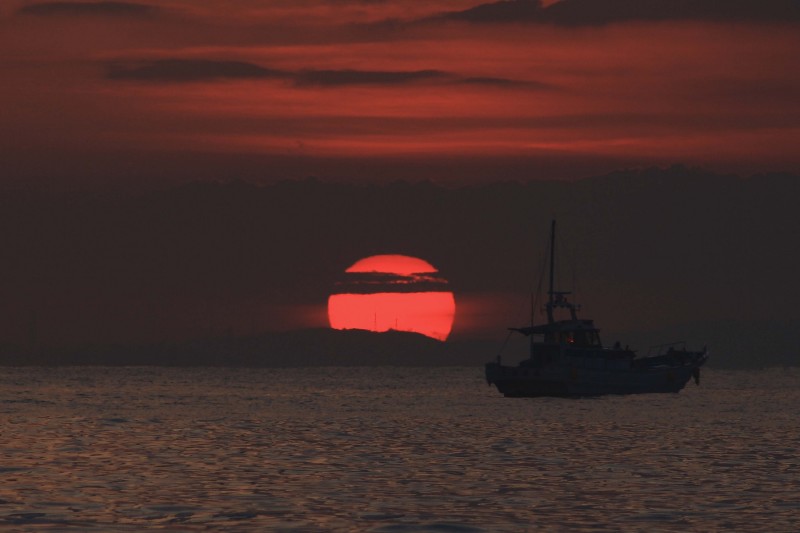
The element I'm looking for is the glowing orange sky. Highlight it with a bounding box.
[1,1,799,187]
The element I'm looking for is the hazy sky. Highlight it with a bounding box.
[3,0,799,189]
[2,2,800,357]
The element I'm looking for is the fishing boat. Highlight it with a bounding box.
[485,221,708,397]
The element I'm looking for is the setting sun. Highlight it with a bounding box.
[328,254,456,341]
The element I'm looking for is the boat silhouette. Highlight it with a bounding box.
[485,221,708,397]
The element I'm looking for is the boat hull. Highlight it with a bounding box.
[485,358,705,397]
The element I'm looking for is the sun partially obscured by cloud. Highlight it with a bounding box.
[2,0,799,188]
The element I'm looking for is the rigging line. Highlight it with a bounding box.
[496,329,514,359]
[519,225,550,328]
[533,226,550,320]
[571,241,577,304]
[554,223,578,305]
[518,220,555,327]
[517,222,550,327]
[562,228,580,310]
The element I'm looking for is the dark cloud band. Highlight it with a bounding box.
[106,59,287,82]
[333,272,451,295]
[104,58,536,88]
[293,69,448,87]
[436,0,800,26]
[18,1,159,18]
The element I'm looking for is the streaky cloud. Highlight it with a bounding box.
[433,0,800,25]
[459,76,556,90]
[106,59,509,89]
[18,1,160,18]
[333,272,451,295]
[292,69,449,87]
[106,59,287,82]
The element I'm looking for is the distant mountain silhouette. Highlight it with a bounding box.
[2,323,794,368]
[0,328,497,367]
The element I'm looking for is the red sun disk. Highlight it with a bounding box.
[328,254,456,341]
[345,254,437,275]
[328,292,455,341]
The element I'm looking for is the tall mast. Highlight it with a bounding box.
[547,219,556,323]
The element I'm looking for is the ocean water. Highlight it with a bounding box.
[0,366,798,531]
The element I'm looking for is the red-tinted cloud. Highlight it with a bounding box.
[1,0,798,188]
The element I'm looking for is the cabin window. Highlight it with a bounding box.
[560,330,601,347]
[559,332,575,344]
[579,330,600,347]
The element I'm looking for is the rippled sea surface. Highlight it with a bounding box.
[1,366,798,531]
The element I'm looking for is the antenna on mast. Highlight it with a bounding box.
[545,220,580,323]
[547,220,556,323]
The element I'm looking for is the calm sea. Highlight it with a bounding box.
[1,366,798,531]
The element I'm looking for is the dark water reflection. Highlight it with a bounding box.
[1,367,798,531]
